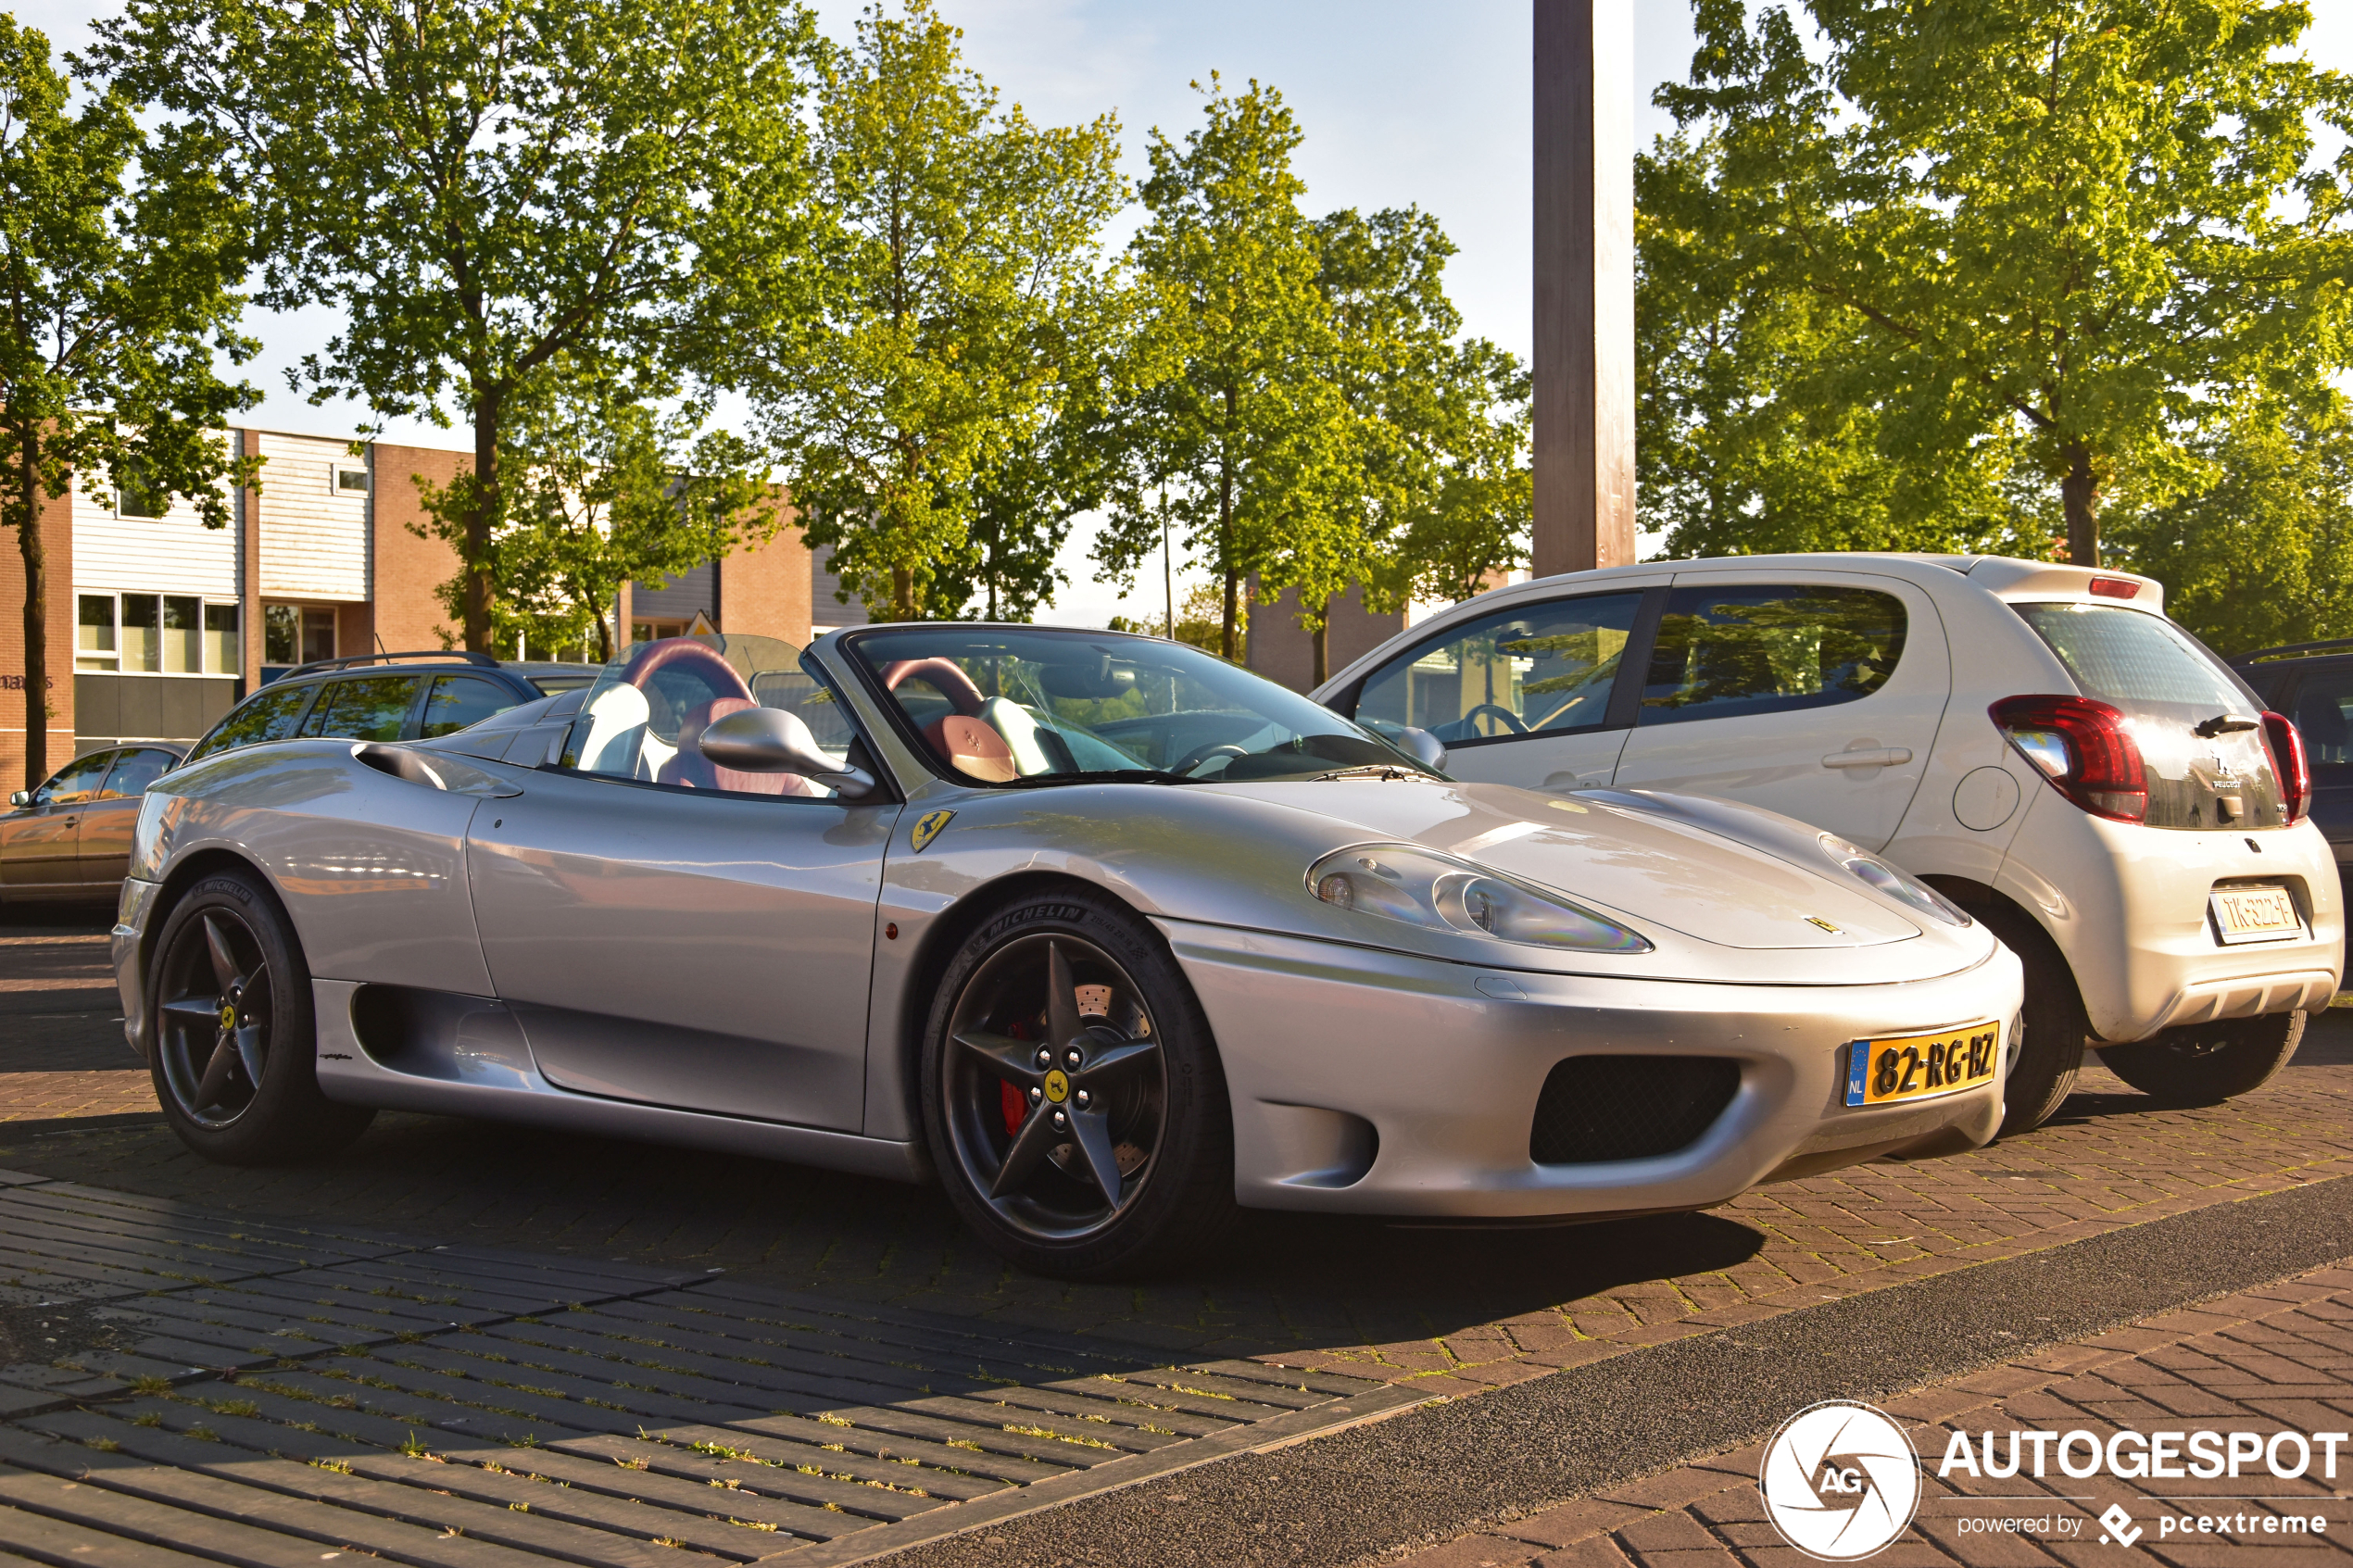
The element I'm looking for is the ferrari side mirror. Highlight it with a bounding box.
[700,708,877,800]
[1395,726,1446,773]
[7,791,26,809]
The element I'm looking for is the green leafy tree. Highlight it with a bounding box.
[1290,207,1530,677]
[745,0,1125,623]
[2107,395,2353,655]
[92,0,825,651]
[1638,132,2047,559]
[1654,0,2353,566]
[930,281,1132,621]
[1109,580,1246,662]
[0,18,256,786]
[411,359,783,659]
[1315,207,1530,637]
[1388,340,1533,607]
[1096,77,1348,662]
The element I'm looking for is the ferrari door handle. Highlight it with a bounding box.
[1821,747,1912,770]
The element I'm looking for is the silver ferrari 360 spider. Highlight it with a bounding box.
[113,626,2022,1276]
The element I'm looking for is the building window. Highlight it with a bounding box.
[634,619,687,643]
[116,479,169,519]
[264,603,337,666]
[333,464,370,495]
[205,604,241,674]
[121,594,159,671]
[77,596,117,672]
[75,593,240,676]
[162,596,201,673]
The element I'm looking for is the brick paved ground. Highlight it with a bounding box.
[0,912,151,1125]
[1393,1260,2353,1567]
[6,906,2352,1411]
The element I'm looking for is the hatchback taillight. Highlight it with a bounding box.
[2261,710,2310,825]
[1989,695,2147,822]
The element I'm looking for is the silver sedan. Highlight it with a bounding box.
[111,627,2021,1277]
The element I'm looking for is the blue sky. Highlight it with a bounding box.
[17,1,2352,623]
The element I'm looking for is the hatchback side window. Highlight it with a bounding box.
[1638,584,1906,726]
[33,753,115,808]
[1353,592,1647,746]
[421,675,520,738]
[96,748,175,799]
[2289,669,2353,769]
[188,683,312,762]
[300,675,425,741]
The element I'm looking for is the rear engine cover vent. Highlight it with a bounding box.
[1529,1055,1741,1165]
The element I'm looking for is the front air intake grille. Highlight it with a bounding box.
[1529,1055,1741,1165]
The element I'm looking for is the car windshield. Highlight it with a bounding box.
[842,626,1436,785]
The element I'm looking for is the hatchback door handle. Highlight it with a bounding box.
[1821,747,1912,770]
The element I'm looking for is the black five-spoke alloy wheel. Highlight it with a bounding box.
[147,871,373,1163]
[924,889,1235,1277]
[157,907,272,1129]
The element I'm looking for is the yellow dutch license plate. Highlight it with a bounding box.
[2209,884,2302,946]
[1844,1022,2003,1109]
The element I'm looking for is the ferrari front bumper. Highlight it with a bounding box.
[1161,920,2023,1219]
[111,875,161,1063]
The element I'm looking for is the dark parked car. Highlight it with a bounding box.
[182,651,598,768]
[2,742,186,902]
[2232,638,2353,909]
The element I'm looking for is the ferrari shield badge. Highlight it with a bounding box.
[910,809,956,853]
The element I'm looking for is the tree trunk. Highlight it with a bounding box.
[2061,439,2099,568]
[1217,470,1238,660]
[892,566,916,622]
[463,385,503,652]
[13,424,45,790]
[1311,598,1329,688]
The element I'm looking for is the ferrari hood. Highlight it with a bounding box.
[1209,777,1921,950]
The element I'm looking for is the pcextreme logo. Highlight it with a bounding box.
[1759,1400,1921,1561]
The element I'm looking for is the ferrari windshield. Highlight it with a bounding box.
[843,626,1437,786]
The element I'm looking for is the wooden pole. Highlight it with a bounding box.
[1532,0,1635,577]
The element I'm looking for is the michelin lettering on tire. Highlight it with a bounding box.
[1759,1399,1921,1561]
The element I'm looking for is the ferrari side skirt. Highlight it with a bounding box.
[309,979,931,1184]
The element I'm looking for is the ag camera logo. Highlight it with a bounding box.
[1760,1400,1922,1560]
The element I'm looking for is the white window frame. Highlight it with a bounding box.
[74,592,243,678]
[333,463,371,495]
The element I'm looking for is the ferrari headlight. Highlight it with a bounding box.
[1306,844,1651,953]
[1818,834,1970,926]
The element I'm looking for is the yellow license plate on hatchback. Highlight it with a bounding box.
[2209,884,2303,946]
[1844,1022,2003,1108]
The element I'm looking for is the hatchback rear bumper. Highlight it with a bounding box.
[1994,794,2344,1042]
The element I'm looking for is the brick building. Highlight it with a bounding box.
[5,426,829,783]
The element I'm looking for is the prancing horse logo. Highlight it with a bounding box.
[910,809,955,853]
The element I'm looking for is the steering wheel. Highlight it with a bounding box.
[878,658,987,716]
[1169,742,1249,777]
[1462,703,1529,736]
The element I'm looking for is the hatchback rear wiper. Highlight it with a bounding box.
[2194,713,2261,737]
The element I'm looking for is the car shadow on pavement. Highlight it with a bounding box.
[0,1105,1769,1363]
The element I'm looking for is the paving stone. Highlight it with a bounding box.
[1394,1257,2353,1568]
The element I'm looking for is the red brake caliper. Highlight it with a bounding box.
[1000,1020,1030,1135]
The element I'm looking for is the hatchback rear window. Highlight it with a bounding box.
[2011,604,2252,717]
